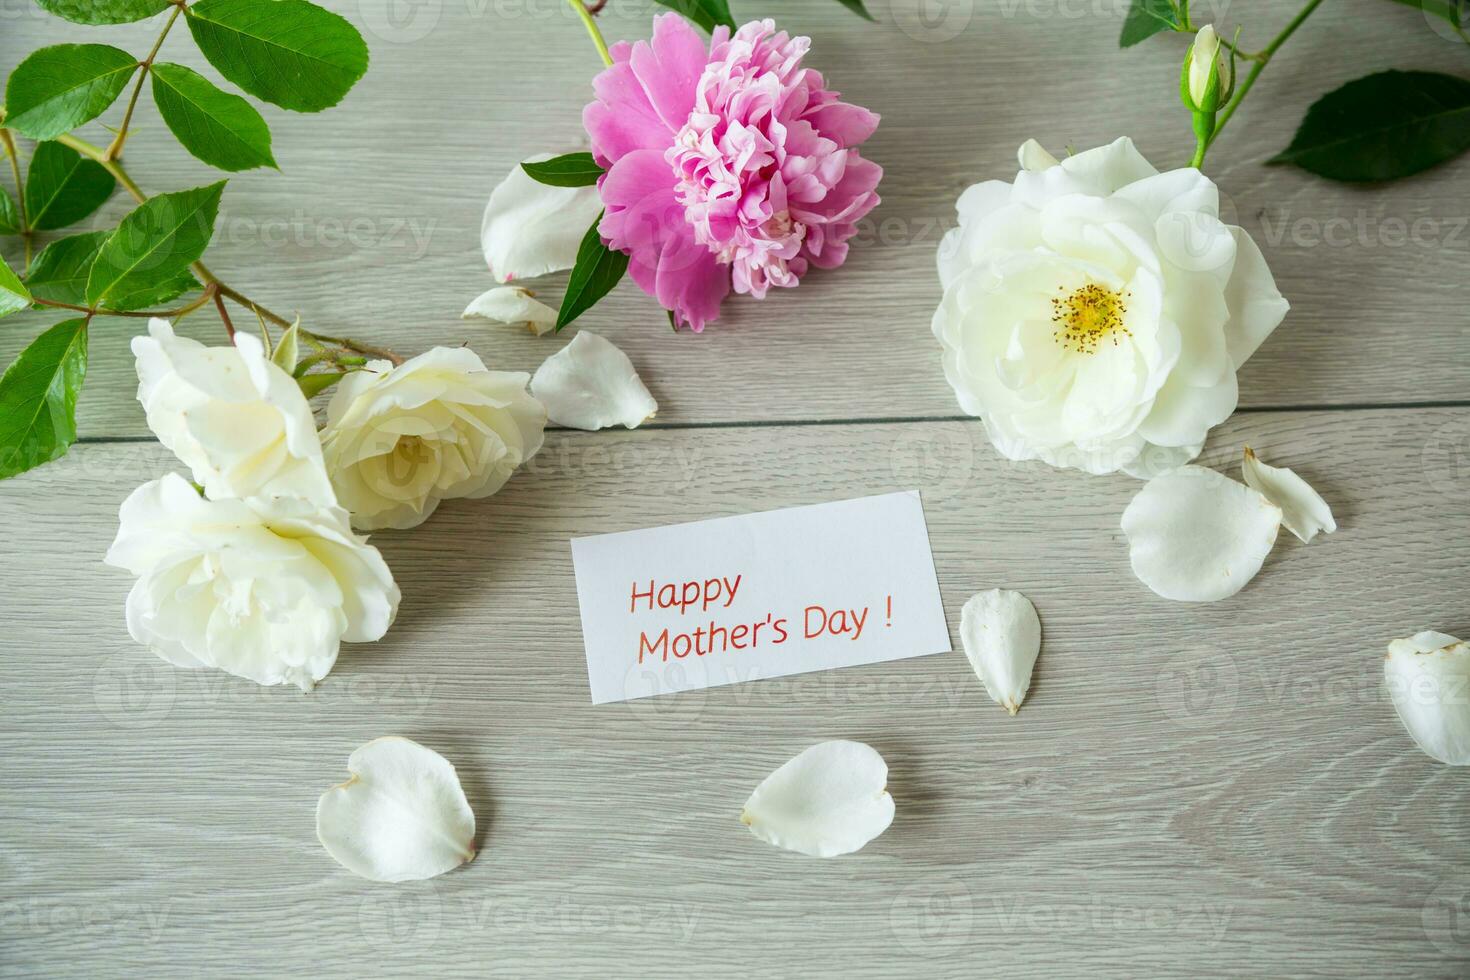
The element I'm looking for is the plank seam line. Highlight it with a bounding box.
[70,400,1470,443]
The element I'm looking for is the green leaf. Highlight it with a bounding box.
[1119,0,1179,47]
[0,255,32,317]
[0,318,88,480]
[830,0,876,21]
[86,181,223,310]
[24,140,116,231]
[556,213,628,331]
[1271,70,1470,182]
[0,187,18,235]
[3,44,139,140]
[185,0,370,112]
[150,63,277,171]
[521,153,603,188]
[651,0,736,33]
[34,0,171,25]
[26,229,196,309]
[1383,0,1468,37]
[298,370,345,399]
[24,231,108,306]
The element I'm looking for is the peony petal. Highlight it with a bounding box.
[959,589,1041,715]
[530,332,657,430]
[462,286,558,335]
[316,737,477,883]
[1385,632,1470,765]
[481,154,604,283]
[1121,465,1282,602]
[740,740,894,858]
[1242,447,1336,544]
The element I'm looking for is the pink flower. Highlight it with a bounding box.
[584,14,881,331]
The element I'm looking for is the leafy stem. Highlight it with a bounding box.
[566,0,614,67]
[0,127,32,272]
[33,283,219,319]
[105,4,183,162]
[1193,0,1327,168]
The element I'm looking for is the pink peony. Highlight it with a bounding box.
[583,14,881,331]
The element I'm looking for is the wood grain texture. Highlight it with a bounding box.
[3,409,1470,977]
[1,0,1468,435]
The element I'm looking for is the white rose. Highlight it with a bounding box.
[933,138,1289,478]
[132,318,334,503]
[320,347,547,530]
[104,473,399,691]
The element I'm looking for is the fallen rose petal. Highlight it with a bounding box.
[1242,446,1336,544]
[1121,465,1282,602]
[1385,631,1470,765]
[463,286,558,335]
[740,740,894,858]
[481,153,603,283]
[960,589,1042,715]
[530,331,657,430]
[316,737,477,882]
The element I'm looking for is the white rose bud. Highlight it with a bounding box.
[132,319,335,504]
[320,347,547,530]
[1183,25,1228,114]
[104,474,400,691]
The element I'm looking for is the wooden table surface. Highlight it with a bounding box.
[3,1,1469,976]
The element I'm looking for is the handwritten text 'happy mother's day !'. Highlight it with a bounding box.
[630,575,893,663]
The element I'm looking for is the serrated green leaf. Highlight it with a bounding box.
[86,181,222,310]
[0,318,87,480]
[651,0,736,33]
[1119,0,1178,47]
[556,213,628,331]
[830,0,876,21]
[25,228,196,309]
[34,0,171,25]
[1271,70,1470,182]
[150,63,277,172]
[521,153,602,188]
[24,140,116,231]
[185,0,369,112]
[0,187,18,235]
[3,44,139,140]
[24,230,108,306]
[0,255,32,317]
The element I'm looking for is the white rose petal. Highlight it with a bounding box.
[1121,465,1282,602]
[103,473,399,690]
[933,137,1289,477]
[462,286,558,336]
[320,347,547,531]
[132,319,334,504]
[530,332,657,431]
[960,589,1042,715]
[316,737,477,882]
[482,153,604,283]
[1242,447,1336,544]
[1385,632,1470,765]
[740,740,894,858]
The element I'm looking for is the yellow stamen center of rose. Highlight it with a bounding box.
[1051,283,1131,354]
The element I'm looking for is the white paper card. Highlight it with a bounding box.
[571,491,951,704]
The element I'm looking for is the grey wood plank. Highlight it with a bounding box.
[2,408,1469,977]
[1,0,1467,436]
